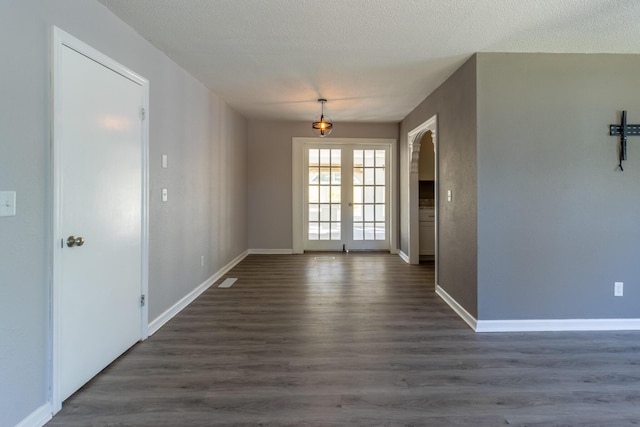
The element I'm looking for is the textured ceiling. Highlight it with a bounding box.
[98,0,640,122]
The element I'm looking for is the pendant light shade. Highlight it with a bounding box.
[312,98,333,137]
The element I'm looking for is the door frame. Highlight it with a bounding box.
[50,26,149,412]
[407,115,439,280]
[292,137,397,254]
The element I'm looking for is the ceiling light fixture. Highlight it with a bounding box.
[312,98,333,137]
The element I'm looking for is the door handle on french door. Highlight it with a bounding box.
[67,236,85,247]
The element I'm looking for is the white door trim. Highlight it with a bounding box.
[50,26,149,412]
[406,115,438,281]
[292,137,397,254]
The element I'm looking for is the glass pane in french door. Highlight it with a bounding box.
[352,149,386,244]
[307,148,341,243]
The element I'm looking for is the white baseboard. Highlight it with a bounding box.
[15,403,52,427]
[398,250,410,264]
[435,285,640,333]
[148,250,249,335]
[476,318,640,332]
[248,249,293,254]
[435,285,477,330]
[249,249,399,256]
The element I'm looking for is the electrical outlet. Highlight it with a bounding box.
[614,282,624,297]
[162,188,168,202]
[201,256,204,267]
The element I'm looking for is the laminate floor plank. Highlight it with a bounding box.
[47,254,640,426]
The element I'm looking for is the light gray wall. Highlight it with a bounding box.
[247,120,399,250]
[476,53,640,320]
[0,1,248,425]
[209,94,248,279]
[147,69,212,321]
[400,55,478,317]
[148,87,247,321]
[0,2,50,424]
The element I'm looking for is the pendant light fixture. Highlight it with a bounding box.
[312,98,333,137]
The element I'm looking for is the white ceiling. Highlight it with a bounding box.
[98,0,640,122]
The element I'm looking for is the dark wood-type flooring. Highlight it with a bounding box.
[48,254,640,426]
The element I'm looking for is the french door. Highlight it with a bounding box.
[304,143,390,251]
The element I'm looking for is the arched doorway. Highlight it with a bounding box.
[407,116,438,282]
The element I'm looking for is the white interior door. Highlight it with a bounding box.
[53,29,148,405]
[304,143,390,251]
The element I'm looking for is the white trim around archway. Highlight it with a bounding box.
[406,115,438,283]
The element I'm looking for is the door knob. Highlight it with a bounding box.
[67,236,85,247]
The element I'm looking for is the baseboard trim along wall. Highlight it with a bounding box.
[435,285,640,333]
[398,250,410,264]
[148,250,249,335]
[435,285,477,330]
[476,318,640,332]
[248,249,294,254]
[250,249,399,256]
[15,403,52,427]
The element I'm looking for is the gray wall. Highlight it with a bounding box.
[476,53,640,320]
[148,86,247,321]
[0,1,248,425]
[247,120,399,250]
[209,94,248,281]
[400,56,478,317]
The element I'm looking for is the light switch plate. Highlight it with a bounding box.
[614,282,624,297]
[161,154,168,168]
[0,191,16,217]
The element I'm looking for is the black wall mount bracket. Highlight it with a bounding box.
[609,110,640,171]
